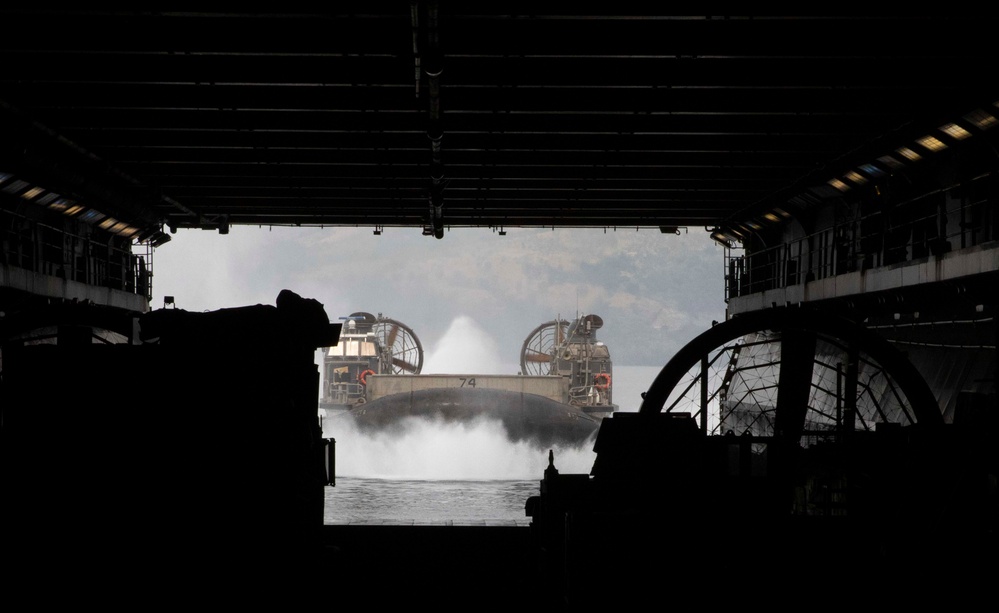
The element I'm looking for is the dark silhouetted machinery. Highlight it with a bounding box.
[525,306,997,607]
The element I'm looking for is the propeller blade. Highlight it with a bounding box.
[387,323,399,347]
[525,350,551,362]
[392,357,418,372]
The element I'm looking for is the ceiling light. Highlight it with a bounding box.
[710,229,733,248]
[47,198,70,212]
[877,155,904,169]
[763,213,780,222]
[2,179,28,195]
[964,109,998,130]
[21,186,44,200]
[844,170,868,185]
[134,227,160,243]
[77,209,106,224]
[828,178,850,192]
[939,123,972,140]
[64,204,86,216]
[98,217,119,230]
[916,135,947,152]
[859,163,886,177]
[896,147,922,162]
[149,231,172,247]
[35,192,58,206]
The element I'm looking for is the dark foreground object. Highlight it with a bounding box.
[4,294,996,608]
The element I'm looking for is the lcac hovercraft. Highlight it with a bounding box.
[318,311,617,449]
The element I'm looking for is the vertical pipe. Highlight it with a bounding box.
[700,355,709,433]
[844,346,858,432]
[836,362,843,440]
[424,0,444,239]
[410,1,421,97]
[325,438,336,487]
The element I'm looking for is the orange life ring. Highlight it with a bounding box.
[358,369,376,386]
[594,373,611,390]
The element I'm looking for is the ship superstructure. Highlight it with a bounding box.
[519,313,616,418]
[319,312,423,413]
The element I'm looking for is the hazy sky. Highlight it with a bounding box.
[149,224,727,412]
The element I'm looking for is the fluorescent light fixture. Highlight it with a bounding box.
[746,221,763,230]
[965,109,998,130]
[844,170,868,185]
[149,232,172,247]
[98,217,119,230]
[859,163,886,177]
[2,179,28,194]
[710,230,733,247]
[77,209,106,224]
[36,192,58,206]
[939,123,971,140]
[877,155,904,169]
[21,186,44,200]
[763,213,780,222]
[117,225,139,238]
[896,147,922,162]
[64,204,86,216]
[47,198,70,212]
[828,178,850,192]
[773,207,791,218]
[916,135,947,152]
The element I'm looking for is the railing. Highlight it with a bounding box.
[1,207,153,301]
[568,384,608,407]
[325,381,365,405]
[725,188,998,302]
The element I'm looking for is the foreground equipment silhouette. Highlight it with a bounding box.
[4,296,995,607]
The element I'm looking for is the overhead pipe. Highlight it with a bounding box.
[410,1,421,97]
[423,0,445,239]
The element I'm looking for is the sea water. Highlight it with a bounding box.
[323,365,662,523]
[324,477,540,524]
[322,415,598,523]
